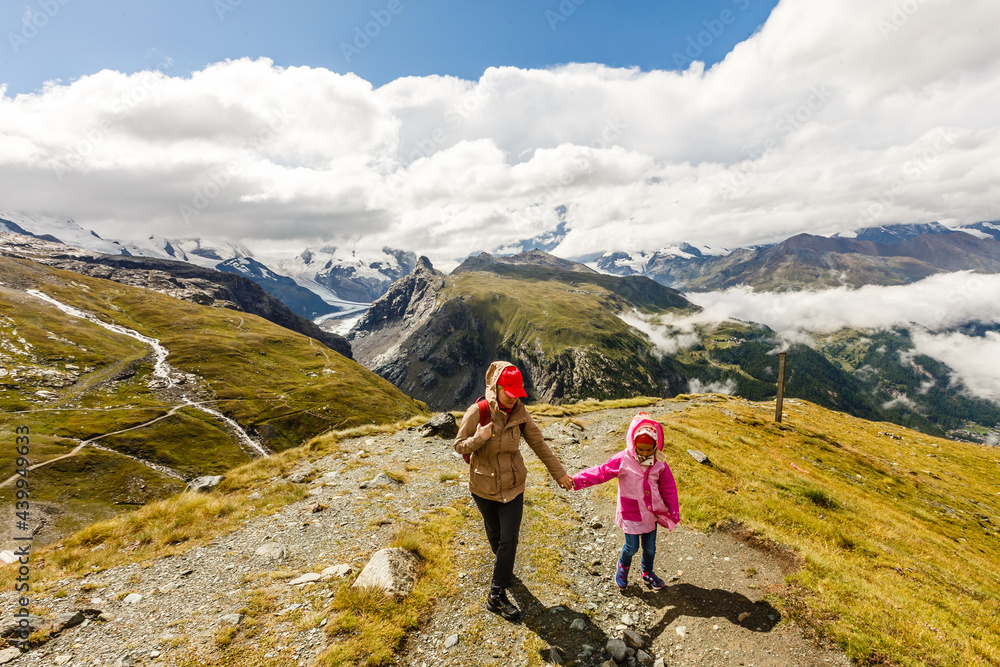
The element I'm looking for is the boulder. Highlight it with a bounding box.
[360,472,401,489]
[605,638,628,662]
[186,475,223,493]
[419,413,458,438]
[687,449,711,465]
[352,548,420,598]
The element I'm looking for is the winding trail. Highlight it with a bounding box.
[25,289,269,458]
[0,406,188,487]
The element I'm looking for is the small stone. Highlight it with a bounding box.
[636,649,654,665]
[53,611,85,631]
[321,564,353,578]
[687,449,710,465]
[288,465,316,484]
[623,628,644,648]
[359,472,400,489]
[444,634,459,649]
[219,613,244,625]
[54,657,72,666]
[255,542,288,560]
[123,593,142,605]
[653,658,666,667]
[738,612,751,622]
[150,650,161,658]
[676,625,687,638]
[570,618,587,631]
[0,649,20,665]
[288,573,322,586]
[113,655,134,667]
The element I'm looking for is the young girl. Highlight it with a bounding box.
[572,411,680,590]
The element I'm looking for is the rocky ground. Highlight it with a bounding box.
[0,399,853,666]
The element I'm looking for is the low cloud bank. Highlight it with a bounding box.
[671,272,1000,404]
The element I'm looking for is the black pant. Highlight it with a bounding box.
[472,492,524,589]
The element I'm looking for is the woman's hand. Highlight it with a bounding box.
[556,475,574,490]
[475,420,493,441]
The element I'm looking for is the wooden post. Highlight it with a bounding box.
[775,351,787,423]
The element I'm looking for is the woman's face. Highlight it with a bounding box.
[497,386,518,409]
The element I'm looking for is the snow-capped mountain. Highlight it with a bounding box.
[588,242,731,277]
[0,211,419,319]
[0,211,127,255]
[257,246,418,305]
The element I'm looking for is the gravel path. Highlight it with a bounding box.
[0,399,853,666]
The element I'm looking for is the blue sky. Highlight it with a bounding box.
[2,0,777,94]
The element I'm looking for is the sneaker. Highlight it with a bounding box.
[615,561,629,590]
[641,570,666,590]
[486,587,521,621]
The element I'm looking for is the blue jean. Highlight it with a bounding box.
[620,527,657,572]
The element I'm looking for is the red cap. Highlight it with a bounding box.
[497,366,527,399]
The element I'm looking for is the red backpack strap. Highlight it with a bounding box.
[477,398,491,426]
[464,397,491,463]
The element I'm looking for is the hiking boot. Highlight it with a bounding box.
[615,561,629,590]
[641,570,666,590]
[486,587,521,621]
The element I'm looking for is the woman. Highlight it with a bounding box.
[454,361,574,621]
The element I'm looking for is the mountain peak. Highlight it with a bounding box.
[452,249,596,275]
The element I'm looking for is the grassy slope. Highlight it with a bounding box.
[0,257,426,543]
[666,394,1000,666]
[5,397,997,665]
[438,268,697,399]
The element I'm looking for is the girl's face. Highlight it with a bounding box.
[634,437,656,458]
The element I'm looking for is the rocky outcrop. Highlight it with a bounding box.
[350,254,689,410]
[0,233,352,358]
[349,257,488,407]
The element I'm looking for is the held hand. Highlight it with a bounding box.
[475,421,493,441]
[556,475,574,490]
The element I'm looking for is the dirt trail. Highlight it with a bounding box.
[400,402,853,666]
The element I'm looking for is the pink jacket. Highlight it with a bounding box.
[572,412,680,535]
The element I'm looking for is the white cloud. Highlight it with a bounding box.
[0,0,998,267]
[618,311,700,359]
[688,378,738,395]
[681,272,1000,335]
[911,330,1000,402]
[672,273,1000,403]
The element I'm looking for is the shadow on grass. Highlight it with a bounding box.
[509,576,610,665]
[622,581,780,640]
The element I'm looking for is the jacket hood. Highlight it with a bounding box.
[484,360,517,407]
[626,411,665,460]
